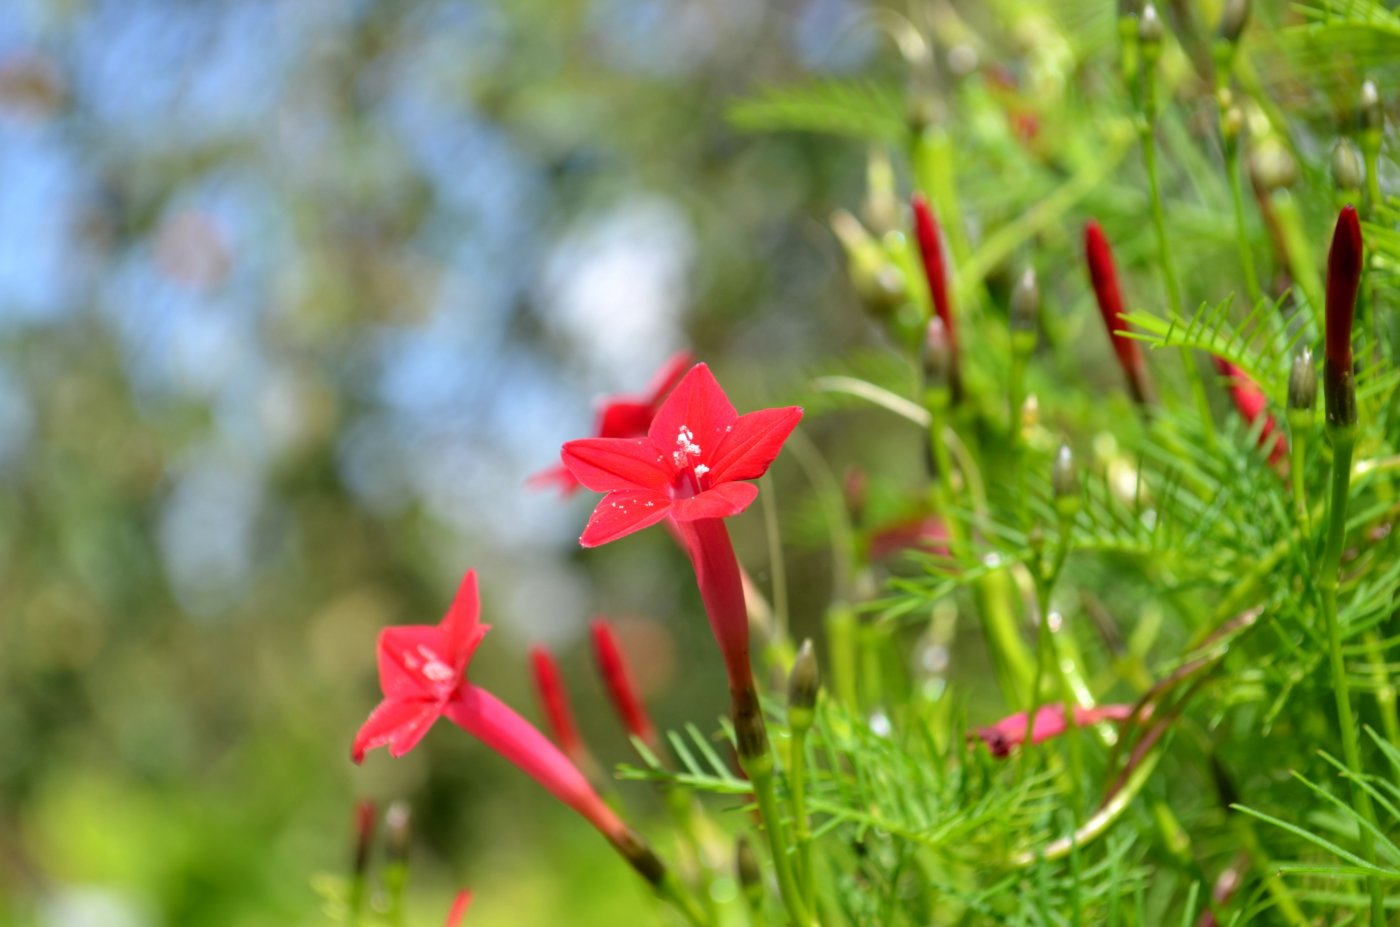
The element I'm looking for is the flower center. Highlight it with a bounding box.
[672,425,708,495]
[403,643,458,696]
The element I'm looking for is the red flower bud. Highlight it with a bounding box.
[529,645,587,763]
[444,890,473,927]
[1084,220,1155,405]
[911,195,963,402]
[590,619,659,752]
[911,194,956,353]
[1212,357,1287,468]
[1324,205,1362,428]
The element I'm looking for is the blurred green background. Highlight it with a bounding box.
[0,1,880,924]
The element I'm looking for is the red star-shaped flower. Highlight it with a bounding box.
[531,351,693,495]
[352,571,489,762]
[561,363,803,547]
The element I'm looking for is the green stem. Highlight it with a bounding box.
[745,754,818,927]
[1319,430,1384,927]
[789,728,814,912]
[1225,138,1265,311]
[658,871,712,927]
[1141,114,1216,444]
[1288,413,1311,529]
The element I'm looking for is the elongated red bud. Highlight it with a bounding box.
[911,194,958,355]
[1084,220,1155,405]
[590,619,659,752]
[352,799,376,880]
[444,890,473,927]
[529,645,586,762]
[1324,205,1362,429]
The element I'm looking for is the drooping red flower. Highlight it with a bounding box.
[352,571,628,847]
[972,704,1134,758]
[1084,220,1155,405]
[1212,357,1287,467]
[529,644,588,764]
[444,890,473,927]
[1324,205,1363,429]
[591,618,659,752]
[531,351,693,495]
[561,363,803,548]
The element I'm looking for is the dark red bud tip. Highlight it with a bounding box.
[1324,205,1362,428]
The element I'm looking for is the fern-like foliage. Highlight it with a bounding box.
[1120,294,1308,403]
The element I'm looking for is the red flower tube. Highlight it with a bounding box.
[973,703,1134,758]
[352,571,665,884]
[1084,220,1156,405]
[1212,357,1287,467]
[590,618,660,753]
[1324,205,1362,429]
[561,363,802,759]
[531,351,693,495]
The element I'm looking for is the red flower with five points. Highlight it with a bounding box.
[531,351,693,495]
[352,571,489,761]
[561,363,803,548]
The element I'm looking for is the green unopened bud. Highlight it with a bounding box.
[1332,139,1364,192]
[922,316,953,403]
[1010,266,1038,353]
[1360,79,1382,135]
[788,639,820,732]
[1217,0,1250,45]
[832,210,906,318]
[1138,3,1164,58]
[1052,443,1080,520]
[1248,138,1298,193]
[1221,105,1243,145]
[735,836,763,905]
[863,148,900,237]
[1288,346,1316,414]
[385,800,412,863]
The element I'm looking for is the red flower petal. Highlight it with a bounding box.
[561,438,671,494]
[669,481,760,522]
[579,490,673,547]
[595,400,655,439]
[647,364,739,460]
[706,405,803,484]
[441,570,486,664]
[352,697,441,762]
[526,462,581,496]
